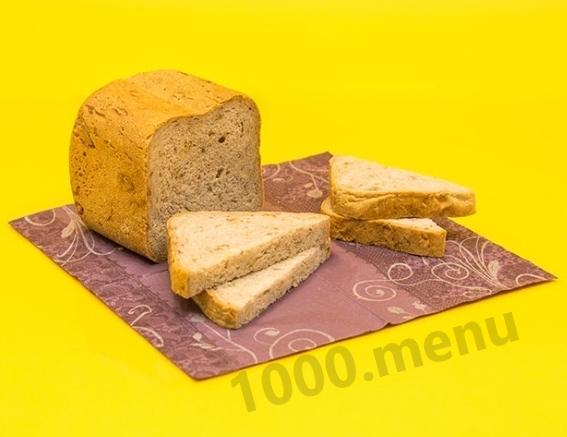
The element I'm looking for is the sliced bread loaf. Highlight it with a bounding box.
[193,245,330,328]
[330,156,475,220]
[167,211,330,298]
[70,70,263,262]
[321,198,446,257]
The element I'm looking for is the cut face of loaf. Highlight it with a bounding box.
[330,156,475,220]
[321,198,446,257]
[148,98,262,260]
[70,70,263,262]
[167,211,330,298]
[193,246,330,329]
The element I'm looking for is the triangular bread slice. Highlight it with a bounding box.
[321,198,446,257]
[330,156,475,220]
[167,211,330,298]
[193,245,330,328]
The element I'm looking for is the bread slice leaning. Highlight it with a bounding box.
[321,198,446,257]
[330,156,475,220]
[193,245,330,328]
[167,211,330,298]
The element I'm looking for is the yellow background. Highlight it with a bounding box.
[1,0,566,435]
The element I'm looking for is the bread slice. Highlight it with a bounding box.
[167,211,330,298]
[321,198,446,257]
[70,70,263,262]
[193,245,330,328]
[330,156,475,220]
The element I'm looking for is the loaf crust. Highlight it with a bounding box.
[69,70,262,262]
[330,156,475,220]
[193,245,330,329]
[321,198,446,257]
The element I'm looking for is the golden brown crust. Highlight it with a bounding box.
[192,291,242,329]
[166,217,191,298]
[69,70,253,261]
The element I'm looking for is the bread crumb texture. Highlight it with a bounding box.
[330,155,475,220]
[167,211,330,298]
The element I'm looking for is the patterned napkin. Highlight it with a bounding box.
[10,153,554,379]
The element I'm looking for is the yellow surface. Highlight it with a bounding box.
[1,0,566,436]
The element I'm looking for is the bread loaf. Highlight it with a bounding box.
[167,211,330,298]
[70,70,263,262]
[330,156,475,220]
[193,246,330,328]
[321,198,446,257]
